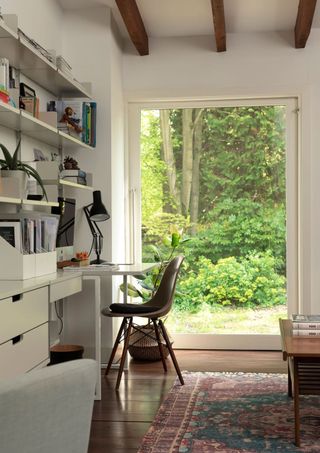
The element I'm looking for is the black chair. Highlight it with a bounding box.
[101,255,185,390]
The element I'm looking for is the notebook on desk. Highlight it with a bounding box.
[63,263,120,271]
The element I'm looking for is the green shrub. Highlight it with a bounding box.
[175,252,286,311]
[183,198,286,274]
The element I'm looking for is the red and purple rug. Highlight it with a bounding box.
[138,372,320,452]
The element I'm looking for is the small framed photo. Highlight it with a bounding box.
[0,220,21,252]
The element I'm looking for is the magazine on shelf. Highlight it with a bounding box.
[0,212,59,254]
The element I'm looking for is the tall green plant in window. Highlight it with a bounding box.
[122,226,187,300]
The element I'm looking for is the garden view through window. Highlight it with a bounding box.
[140,105,287,335]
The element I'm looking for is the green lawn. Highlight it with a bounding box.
[166,304,287,334]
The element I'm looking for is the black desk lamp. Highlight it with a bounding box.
[83,190,110,264]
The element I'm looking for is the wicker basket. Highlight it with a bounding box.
[128,325,172,361]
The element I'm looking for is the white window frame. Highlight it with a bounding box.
[126,96,299,350]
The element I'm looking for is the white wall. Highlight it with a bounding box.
[122,30,320,314]
[61,6,125,356]
[0,0,63,53]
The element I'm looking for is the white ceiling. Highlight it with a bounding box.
[57,0,320,39]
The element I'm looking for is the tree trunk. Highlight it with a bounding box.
[181,109,194,215]
[160,110,181,212]
[190,109,203,235]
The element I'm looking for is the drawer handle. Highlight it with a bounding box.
[12,335,23,345]
[12,294,22,303]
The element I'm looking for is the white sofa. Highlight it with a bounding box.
[0,359,96,453]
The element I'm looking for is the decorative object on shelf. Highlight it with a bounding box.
[0,141,47,200]
[83,190,110,264]
[63,156,79,170]
[59,105,83,134]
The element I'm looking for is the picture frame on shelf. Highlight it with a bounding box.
[0,219,21,251]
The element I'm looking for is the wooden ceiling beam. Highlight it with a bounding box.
[210,0,226,52]
[295,0,317,48]
[116,0,149,56]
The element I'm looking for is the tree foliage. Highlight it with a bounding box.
[140,105,287,310]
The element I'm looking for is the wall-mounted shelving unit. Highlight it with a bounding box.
[0,16,95,203]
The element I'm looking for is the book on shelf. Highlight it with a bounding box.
[292,329,320,337]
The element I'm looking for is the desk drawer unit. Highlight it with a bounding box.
[0,286,48,345]
[50,276,82,302]
[0,323,49,379]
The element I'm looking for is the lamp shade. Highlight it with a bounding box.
[89,190,110,222]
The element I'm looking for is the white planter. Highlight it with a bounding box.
[0,170,28,198]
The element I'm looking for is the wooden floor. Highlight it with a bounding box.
[88,350,287,453]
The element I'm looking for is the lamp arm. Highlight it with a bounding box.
[83,205,97,237]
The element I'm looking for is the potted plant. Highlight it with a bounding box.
[0,141,48,200]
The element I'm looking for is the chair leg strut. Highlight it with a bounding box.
[153,319,167,372]
[158,319,184,385]
[105,318,127,376]
[116,317,133,390]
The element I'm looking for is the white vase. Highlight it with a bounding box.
[0,170,28,198]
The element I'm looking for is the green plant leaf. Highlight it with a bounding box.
[119,283,143,298]
[0,143,13,169]
[133,273,147,280]
[11,139,21,170]
[171,232,180,247]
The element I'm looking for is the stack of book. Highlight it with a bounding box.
[292,314,320,336]
[60,169,87,185]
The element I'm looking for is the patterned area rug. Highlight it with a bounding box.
[137,372,320,452]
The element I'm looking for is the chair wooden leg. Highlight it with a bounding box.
[159,319,184,385]
[152,319,167,372]
[116,317,133,391]
[105,318,127,376]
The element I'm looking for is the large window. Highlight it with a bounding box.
[128,98,298,349]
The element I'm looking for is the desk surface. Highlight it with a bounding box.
[0,271,80,300]
[279,319,320,359]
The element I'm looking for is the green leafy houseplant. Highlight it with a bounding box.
[0,141,48,200]
[121,226,188,300]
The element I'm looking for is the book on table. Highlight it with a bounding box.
[292,329,320,336]
[292,314,320,332]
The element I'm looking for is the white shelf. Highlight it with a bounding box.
[0,195,58,206]
[22,199,59,207]
[59,131,94,151]
[0,195,21,204]
[59,179,94,190]
[0,21,90,98]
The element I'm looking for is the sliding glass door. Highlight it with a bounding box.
[128,97,298,350]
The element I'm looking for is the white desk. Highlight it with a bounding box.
[63,263,156,398]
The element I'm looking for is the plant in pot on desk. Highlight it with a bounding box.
[0,141,47,200]
[123,227,188,361]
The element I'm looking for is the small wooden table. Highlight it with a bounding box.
[279,319,320,446]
